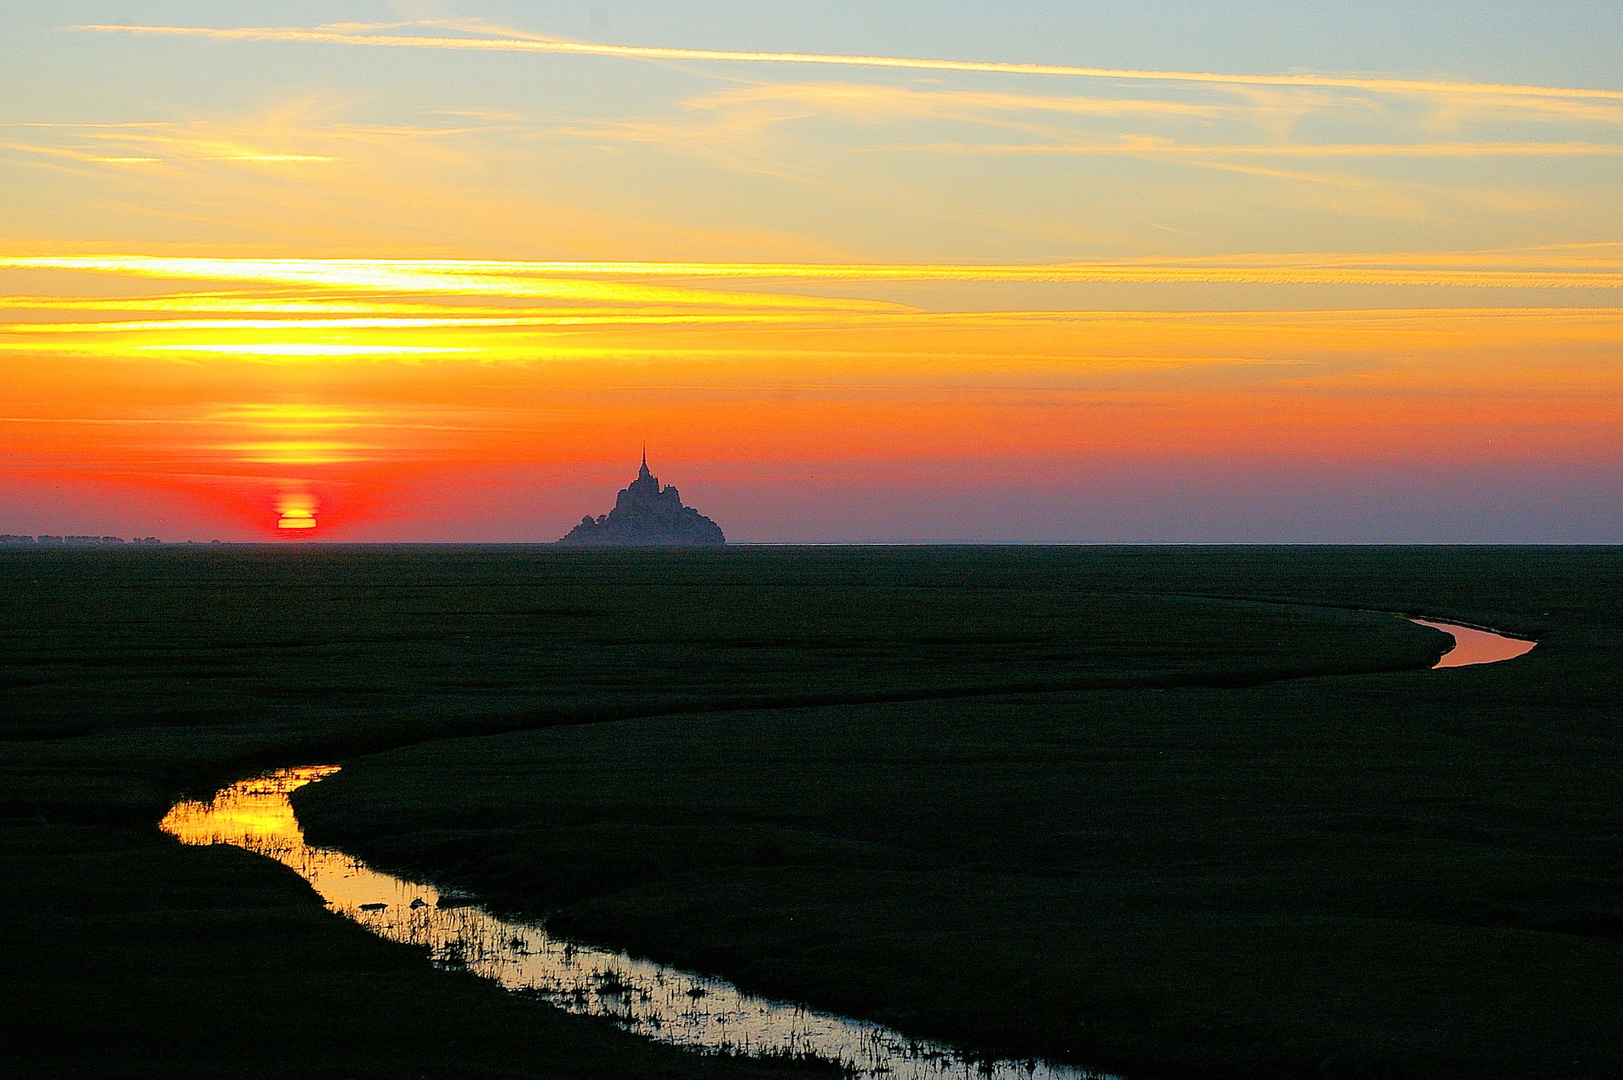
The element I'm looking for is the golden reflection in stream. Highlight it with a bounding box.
[161,767,1109,1080]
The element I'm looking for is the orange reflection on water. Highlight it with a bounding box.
[157,766,433,915]
[1411,619,1538,668]
[160,765,338,848]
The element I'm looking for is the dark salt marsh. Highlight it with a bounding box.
[4,546,1621,1079]
[165,614,1530,1080]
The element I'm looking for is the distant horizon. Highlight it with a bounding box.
[4,534,1619,549]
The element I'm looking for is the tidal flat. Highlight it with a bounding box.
[3,546,1620,1078]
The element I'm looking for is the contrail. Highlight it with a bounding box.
[76,24,1623,102]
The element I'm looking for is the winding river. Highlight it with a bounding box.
[161,765,1109,1079]
[161,618,1532,1079]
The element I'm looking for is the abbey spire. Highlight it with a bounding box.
[557,452,725,546]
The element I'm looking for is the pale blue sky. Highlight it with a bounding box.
[5,2,1621,268]
[7,2,1623,91]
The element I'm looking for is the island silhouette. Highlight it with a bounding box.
[557,452,725,546]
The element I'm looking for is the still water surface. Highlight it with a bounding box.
[1409,619,1536,668]
[161,767,1110,1080]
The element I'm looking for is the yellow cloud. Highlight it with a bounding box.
[687,82,1231,122]
[909,139,1623,159]
[3,254,1621,292]
[221,439,378,464]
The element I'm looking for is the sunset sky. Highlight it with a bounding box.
[4,2,1621,542]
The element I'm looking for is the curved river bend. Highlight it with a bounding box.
[161,619,1532,1079]
[1409,618,1536,668]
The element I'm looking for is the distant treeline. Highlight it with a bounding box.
[0,534,161,545]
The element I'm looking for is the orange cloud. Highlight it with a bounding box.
[4,254,1619,538]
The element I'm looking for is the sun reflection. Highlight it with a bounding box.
[159,765,339,848]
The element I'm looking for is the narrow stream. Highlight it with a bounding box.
[161,767,1111,1080]
[160,619,1533,1077]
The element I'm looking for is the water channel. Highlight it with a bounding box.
[1409,618,1536,668]
[161,766,1111,1079]
[160,617,1533,1079]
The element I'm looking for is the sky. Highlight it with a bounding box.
[2,2,1620,542]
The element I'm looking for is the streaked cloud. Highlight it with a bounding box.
[76,22,1623,104]
[5,254,1615,291]
[5,247,1618,537]
[10,29,1619,263]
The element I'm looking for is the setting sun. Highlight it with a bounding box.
[274,491,318,532]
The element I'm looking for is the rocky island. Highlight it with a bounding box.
[557,454,726,546]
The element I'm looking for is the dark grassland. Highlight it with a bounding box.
[3,546,1618,1079]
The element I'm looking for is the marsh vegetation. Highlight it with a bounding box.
[4,545,1619,1078]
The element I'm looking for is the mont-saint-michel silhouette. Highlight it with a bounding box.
[557,452,726,546]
